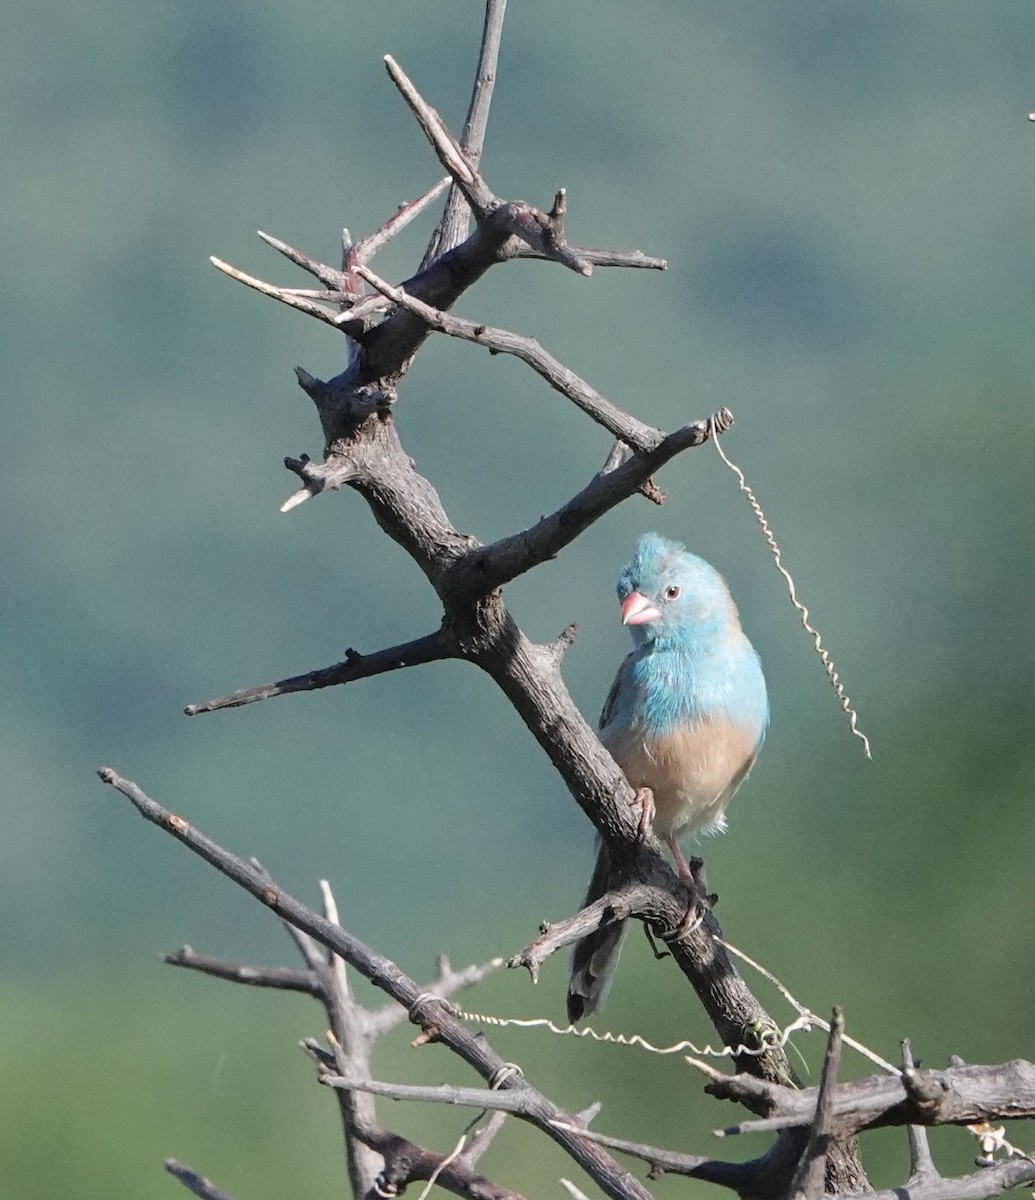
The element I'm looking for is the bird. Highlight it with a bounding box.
[566,532,769,1022]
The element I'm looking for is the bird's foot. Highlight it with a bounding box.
[666,845,718,902]
[651,888,708,954]
[663,847,716,944]
[630,786,656,842]
[666,836,695,881]
[669,898,705,941]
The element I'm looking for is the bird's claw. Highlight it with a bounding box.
[660,891,708,946]
[630,786,655,842]
[673,897,705,940]
[664,850,715,944]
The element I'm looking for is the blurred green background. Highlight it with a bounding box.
[3,1,1034,1196]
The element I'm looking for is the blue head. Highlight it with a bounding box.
[614,533,768,735]
[616,533,740,648]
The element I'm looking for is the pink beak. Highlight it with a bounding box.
[621,591,661,626]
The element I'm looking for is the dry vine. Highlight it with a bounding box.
[99,5,1033,1199]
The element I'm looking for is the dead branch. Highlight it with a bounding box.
[353,1125,524,1200]
[353,266,663,449]
[98,767,657,1200]
[184,629,452,715]
[788,1009,844,1200]
[508,884,661,985]
[422,0,508,265]
[163,945,321,996]
[713,1058,1035,1138]
[318,1075,532,1116]
[837,1160,1035,1200]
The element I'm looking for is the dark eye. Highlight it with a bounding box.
[665,584,681,600]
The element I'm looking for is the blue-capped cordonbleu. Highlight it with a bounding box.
[567,533,769,1022]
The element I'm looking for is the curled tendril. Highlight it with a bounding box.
[708,414,872,760]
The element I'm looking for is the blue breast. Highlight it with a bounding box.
[621,626,768,746]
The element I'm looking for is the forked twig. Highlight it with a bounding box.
[788,1008,844,1200]
[210,256,346,325]
[355,265,661,450]
[97,767,656,1200]
[424,0,508,262]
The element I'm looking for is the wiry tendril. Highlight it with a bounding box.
[445,1005,816,1061]
[715,936,898,1074]
[423,932,898,1075]
[708,412,872,760]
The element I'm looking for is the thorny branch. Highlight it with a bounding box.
[167,923,515,1200]
[421,0,507,265]
[104,765,1035,1200]
[788,1009,844,1200]
[713,1057,1035,1138]
[184,629,452,715]
[184,8,854,1195]
[190,54,768,1122]
[100,767,657,1200]
[353,264,663,449]
[104,5,1032,1200]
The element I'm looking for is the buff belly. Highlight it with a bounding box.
[600,716,758,839]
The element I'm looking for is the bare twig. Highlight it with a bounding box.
[252,179,451,298]
[547,1123,762,1189]
[902,1039,940,1185]
[384,59,590,275]
[508,884,656,984]
[320,1074,531,1116]
[162,945,321,996]
[385,56,498,217]
[249,857,330,971]
[351,176,452,265]
[423,0,508,262]
[184,629,453,716]
[837,1158,1035,1200]
[315,878,382,1196]
[256,229,347,288]
[210,177,453,342]
[463,1111,509,1169]
[512,244,666,271]
[354,267,662,450]
[210,256,345,325]
[165,1160,238,1200]
[278,912,328,971]
[788,1008,844,1200]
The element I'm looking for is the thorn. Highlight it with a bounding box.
[685,1056,727,1081]
[295,367,325,399]
[281,490,312,514]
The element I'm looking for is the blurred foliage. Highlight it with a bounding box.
[2,1,1034,1197]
